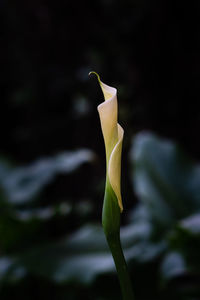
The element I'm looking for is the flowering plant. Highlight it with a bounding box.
[90,72,134,300]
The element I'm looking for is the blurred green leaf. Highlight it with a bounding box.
[169,214,200,272]
[0,257,26,284]
[0,214,165,285]
[130,132,200,229]
[0,149,94,204]
[2,132,200,299]
[160,252,187,280]
[11,225,113,284]
[129,133,200,298]
[179,214,200,235]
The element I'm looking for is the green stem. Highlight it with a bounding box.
[107,234,134,300]
[102,181,134,300]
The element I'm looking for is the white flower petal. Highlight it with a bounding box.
[108,124,124,212]
[95,76,124,212]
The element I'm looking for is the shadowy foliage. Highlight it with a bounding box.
[1,133,200,299]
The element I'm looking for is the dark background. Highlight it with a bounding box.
[1,1,200,299]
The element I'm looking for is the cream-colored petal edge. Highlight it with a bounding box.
[108,124,124,212]
[97,91,118,159]
[98,81,124,212]
[89,72,116,101]
[90,72,124,212]
[100,82,116,101]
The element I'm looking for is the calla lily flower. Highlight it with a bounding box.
[90,72,124,212]
[89,72,134,299]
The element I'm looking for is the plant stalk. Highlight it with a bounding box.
[102,180,134,300]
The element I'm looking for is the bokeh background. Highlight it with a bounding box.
[1,1,200,299]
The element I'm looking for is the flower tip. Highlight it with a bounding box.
[88,71,101,84]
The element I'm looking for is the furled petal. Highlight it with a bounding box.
[97,82,118,161]
[90,72,124,212]
[108,124,124,212]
